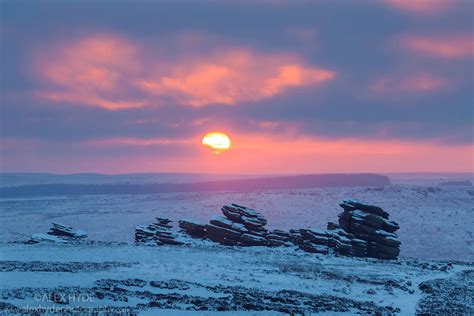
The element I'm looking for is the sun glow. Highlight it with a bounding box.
[202,132,231,154]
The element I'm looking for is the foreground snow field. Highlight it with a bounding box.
[0,181,473,314]
[0,243,472,315]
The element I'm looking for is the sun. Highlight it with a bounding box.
[202,132,231,154]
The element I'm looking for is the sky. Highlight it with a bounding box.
[1,0,473,174]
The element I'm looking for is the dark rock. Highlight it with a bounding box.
[326,222,340,230]
[339,199,389,219]
[300,229,331,245]
[205,224,242,246]
[222,207,241,222]
[299,241,330,254]
[136,217,183,246]
[179,220,207,238]
[29,222,87,244]
[210,216,234,229]
[239,233,267,246]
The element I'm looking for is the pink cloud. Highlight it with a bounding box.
[370,73,448,95]
[34,34,335,110]
[34,34,145,110]
[400,35,473,59]
[383,0,454,14]
[137,51,334,107]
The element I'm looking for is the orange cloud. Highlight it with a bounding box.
[400,35,473,59]
[136,49,334,107]
[383,0,454,14]
[34,34,335,110]
[370,73,448,95]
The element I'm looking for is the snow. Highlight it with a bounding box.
[0,176,473,314]
[2,184,470,260]
[0,243,469,314]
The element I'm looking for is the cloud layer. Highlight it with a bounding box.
[1,0,472,173]
[34,34,335,110]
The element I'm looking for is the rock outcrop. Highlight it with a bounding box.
[206,204,269,246]
[28,222,87,244]
[178,220,207,238]
[337,199,400,259]
[140,200,400,260]
[293,200,400,260]
[135,218,183,246]
[180,203,293,247]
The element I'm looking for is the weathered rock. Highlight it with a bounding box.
[201,204,273,247]
[221,204,267,227]
[221,207,241,222]
[340,199,389,219]
[205,224,242,246]
[326,222,340,230]
[300,229,331,245]
[210,216,234,229]
[156,236,184,246]
[28,222,87,244]
[336,200,400,260]
[136,217,183,246]
[239,233,267,246]
[230,223,249,234]
[299,241,330,254]
[179,220,207,238]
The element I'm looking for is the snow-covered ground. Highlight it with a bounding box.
[1,184,472,261]
[0,174,473,314]
[0,242,472,315]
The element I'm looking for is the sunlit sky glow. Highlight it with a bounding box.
[1,0,473,173]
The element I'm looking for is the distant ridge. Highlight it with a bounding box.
[0,174,390,197]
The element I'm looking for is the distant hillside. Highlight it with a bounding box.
[0,174,390,197]
[0,172,261,187]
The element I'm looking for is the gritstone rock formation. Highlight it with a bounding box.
[293,200,401,259]
[28,222,87,244]
[143,200,400,260]
[135,218,184,246]
[179,204,292,247]
[337,199,400,259]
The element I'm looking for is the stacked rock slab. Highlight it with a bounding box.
[179,204,275,247]
[135,218,183,246]
[266,229,293,247]
[291,229,331,254]
[337,199,400,259]
[28,222,87,244]
[205,204,269,246]
[178,220,207,238]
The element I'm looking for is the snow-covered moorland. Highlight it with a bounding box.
[0,174,473,314]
